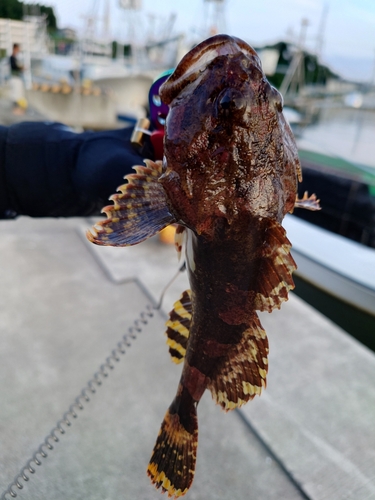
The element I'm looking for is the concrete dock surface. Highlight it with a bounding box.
[0,96,46,126]
[0,217,374,500]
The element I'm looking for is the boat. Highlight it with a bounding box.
[29,54,156,129]
[265,29,375,345]
[293,102,375,249]
[283,99,375,351]
[285,215,375,315]
[0,2,183,130]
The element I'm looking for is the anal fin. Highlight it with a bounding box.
[207,314,268,411]
[165,290,192,364]
[86,159,176,246]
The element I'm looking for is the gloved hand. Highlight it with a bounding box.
[0,122,153,218]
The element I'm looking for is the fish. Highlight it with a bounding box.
[87,34,320,498]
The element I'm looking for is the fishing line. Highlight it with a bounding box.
[0,265,186,500]
[2,264,306,499]
[155,261,186,310]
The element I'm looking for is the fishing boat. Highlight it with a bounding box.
[284,101,375,350]
[0,0,183,129]
[286,213,375,305]
[292,100,375,248]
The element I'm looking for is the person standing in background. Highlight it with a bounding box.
[9,43,23,77]
[9,43,26,115]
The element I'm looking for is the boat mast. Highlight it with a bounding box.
[203,0,226,36]
[280,17,309,99]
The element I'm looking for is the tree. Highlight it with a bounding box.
[38,5,57,30]
[0,0,24,20]
[0,0,58,31]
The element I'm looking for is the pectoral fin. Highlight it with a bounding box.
[294,191,321,211]
[86,160,176,246]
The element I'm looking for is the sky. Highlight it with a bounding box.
[47,0,375,82]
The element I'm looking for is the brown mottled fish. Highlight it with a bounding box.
[87,34,319,498]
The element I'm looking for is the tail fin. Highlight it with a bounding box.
[147,387,198,498]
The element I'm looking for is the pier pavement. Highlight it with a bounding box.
[0,217,374,500]
[0,96,46,126]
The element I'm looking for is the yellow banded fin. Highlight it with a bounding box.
[207,313,269,411]
[86,159,176,247]
[147,390,198,498]
[165,290,192,364]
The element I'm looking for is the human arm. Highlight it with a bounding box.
[0,121,152,219]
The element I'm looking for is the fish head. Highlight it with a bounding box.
[159,34,300,238]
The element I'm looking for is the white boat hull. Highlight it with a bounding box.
[284,215,375,317]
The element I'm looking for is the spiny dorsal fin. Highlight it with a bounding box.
[253,219,297,313]
[165,290,192,364]
[207,313,268,411]
[86,159,176,246]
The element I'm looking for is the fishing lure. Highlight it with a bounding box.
[87,34,319,498]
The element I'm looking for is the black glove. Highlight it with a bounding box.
[0,122,153,218]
